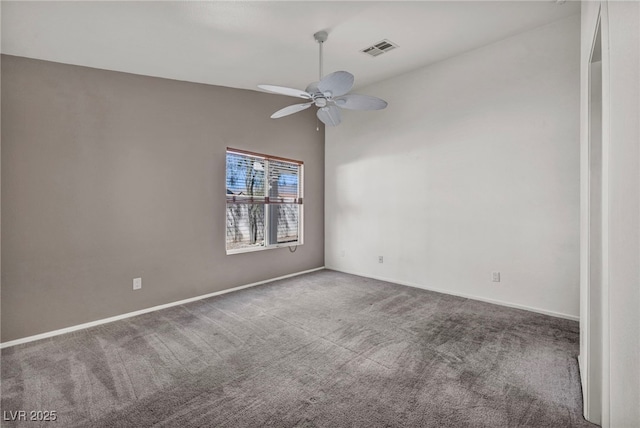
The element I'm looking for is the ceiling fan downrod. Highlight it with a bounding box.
[314,31,328,81]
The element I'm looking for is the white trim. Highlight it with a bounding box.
[330,268,580,322]
[226,241,302,256]
[599,3,611,424]
[0,267,325,349]
[582,6,604,422]
[579,354,586,395]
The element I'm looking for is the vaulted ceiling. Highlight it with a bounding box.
[1,1,579,92]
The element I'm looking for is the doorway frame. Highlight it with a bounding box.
[580,2,611,425]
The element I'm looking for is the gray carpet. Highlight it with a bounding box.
[1,270,596,427]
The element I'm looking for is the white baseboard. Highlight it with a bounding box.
[2,266,578,349]
[0,267,325,349]
[328,267,580,322]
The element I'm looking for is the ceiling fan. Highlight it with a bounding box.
[258,31,388,127]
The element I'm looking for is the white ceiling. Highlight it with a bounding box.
[1,1,579,92]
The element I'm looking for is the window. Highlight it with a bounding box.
[225,148,303,254]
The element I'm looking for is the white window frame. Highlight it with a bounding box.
[225,148,304,255]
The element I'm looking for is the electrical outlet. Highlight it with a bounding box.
[378,256,384,264]
[492,271,501,282]
[133,277,142,290]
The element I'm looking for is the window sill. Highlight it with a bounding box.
[226,242,302,255]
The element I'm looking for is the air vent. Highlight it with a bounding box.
[361,39,398,57]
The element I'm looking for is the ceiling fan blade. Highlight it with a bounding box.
[258,84,311,99]
[271,102,313,119]
[334,94,388,111]
[317,71,354,97]
[317,105,342,127]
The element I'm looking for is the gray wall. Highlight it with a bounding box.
[1,55,324,342]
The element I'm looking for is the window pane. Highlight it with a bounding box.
[226,203,265,251]
[268,160,300,202]
[226,153,265,197]
[276,204,299,244]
